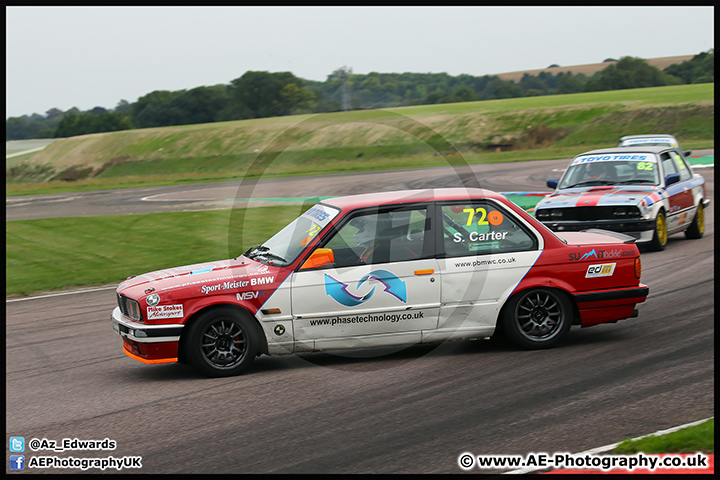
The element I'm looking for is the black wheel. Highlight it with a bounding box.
[684,203,705,239]
[184,307,259,377]
[648,210,668,251]
[502,288,572,349]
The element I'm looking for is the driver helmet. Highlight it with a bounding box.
[587,163,606,179]
[351,216,376,246]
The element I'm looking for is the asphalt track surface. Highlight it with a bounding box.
[6,155,714,474]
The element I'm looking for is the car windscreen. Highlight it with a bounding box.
[558,153,659,189]
[245,203,340,266]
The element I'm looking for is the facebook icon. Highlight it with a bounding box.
[10,455,25,470]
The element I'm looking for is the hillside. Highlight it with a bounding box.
[493,55,695,82]
[6,83,712,194]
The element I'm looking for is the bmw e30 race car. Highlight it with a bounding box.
[112,188,648,377]
[536,146,709,251]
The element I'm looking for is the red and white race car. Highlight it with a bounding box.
[112,188,649,377]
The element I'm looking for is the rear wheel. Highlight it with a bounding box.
[185,307,258,377]
[502,288,572,349]
[648,211,667,251]
[684,203,705,239]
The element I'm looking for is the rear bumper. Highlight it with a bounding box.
[572,285,649,327]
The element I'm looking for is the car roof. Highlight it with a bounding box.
[322,188,507,210]
[619,134,678,141]
[575,146,672,157]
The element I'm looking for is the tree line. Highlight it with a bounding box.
[6,50,714,141]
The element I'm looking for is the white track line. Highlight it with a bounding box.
[503,416,714,474]
[6,286,117,303]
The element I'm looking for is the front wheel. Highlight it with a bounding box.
[502,288,572,349]
[648,211,668,251]
[184,307,259,377]
[684,203,705,239]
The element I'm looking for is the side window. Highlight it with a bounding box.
[440,202,537,257]
[673,153,692,181]
[661,153,678,179]
[322,207,429,267]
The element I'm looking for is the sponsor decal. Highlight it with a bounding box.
[236,291,266,301]
[324,269,407,307]
[469,241,500,252]
[621,138,676,146]
[301,204,337,228]
[571,154,654,166]
[201,276,275,294]
[147,304,184,319]
[309,310,425,326]
[570,249,634,261]
[586,263,616,278]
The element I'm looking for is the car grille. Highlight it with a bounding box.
[117,293,143,321]
[537,206,641,221]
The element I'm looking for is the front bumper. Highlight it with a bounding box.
[111,307,184,364]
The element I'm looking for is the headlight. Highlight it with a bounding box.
[127,300,142,321]
[550,209,564,218]
[117,294,143,322]
[536,209,551,220]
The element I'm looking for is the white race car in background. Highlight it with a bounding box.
[537,145,709,251]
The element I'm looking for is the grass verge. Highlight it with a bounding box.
[613,418,714,454]
[6,206,307,296]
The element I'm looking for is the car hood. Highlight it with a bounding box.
[537,186,655,209]
[116,257,282,298]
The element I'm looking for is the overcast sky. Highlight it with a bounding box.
[5,6,715,119]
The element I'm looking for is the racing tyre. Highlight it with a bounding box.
[185,307,259,377]
[648,211,668,251]
[502,288,572,349]
[684,203,705,239]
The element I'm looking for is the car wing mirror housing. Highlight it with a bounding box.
[300,248,334,270]
[546,178,559,189]
[664,173,680,187]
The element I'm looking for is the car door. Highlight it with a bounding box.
[291,204,440,352]
[433,199,543,340]
[660,151,695,232]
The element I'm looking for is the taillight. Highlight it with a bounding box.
[634,257,642,279]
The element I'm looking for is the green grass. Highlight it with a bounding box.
[613,418,714,454]
[6,84,713,195]
[6,206,309,296]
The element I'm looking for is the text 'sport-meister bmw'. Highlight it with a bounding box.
[112,188,649,377]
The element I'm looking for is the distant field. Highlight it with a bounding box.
[6,83,713,195]
[494,55,695,82]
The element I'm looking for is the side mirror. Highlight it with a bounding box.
[300,248,334,270]
[664,173,680,187]
[546,179,559,189]
[684,150,692,158]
